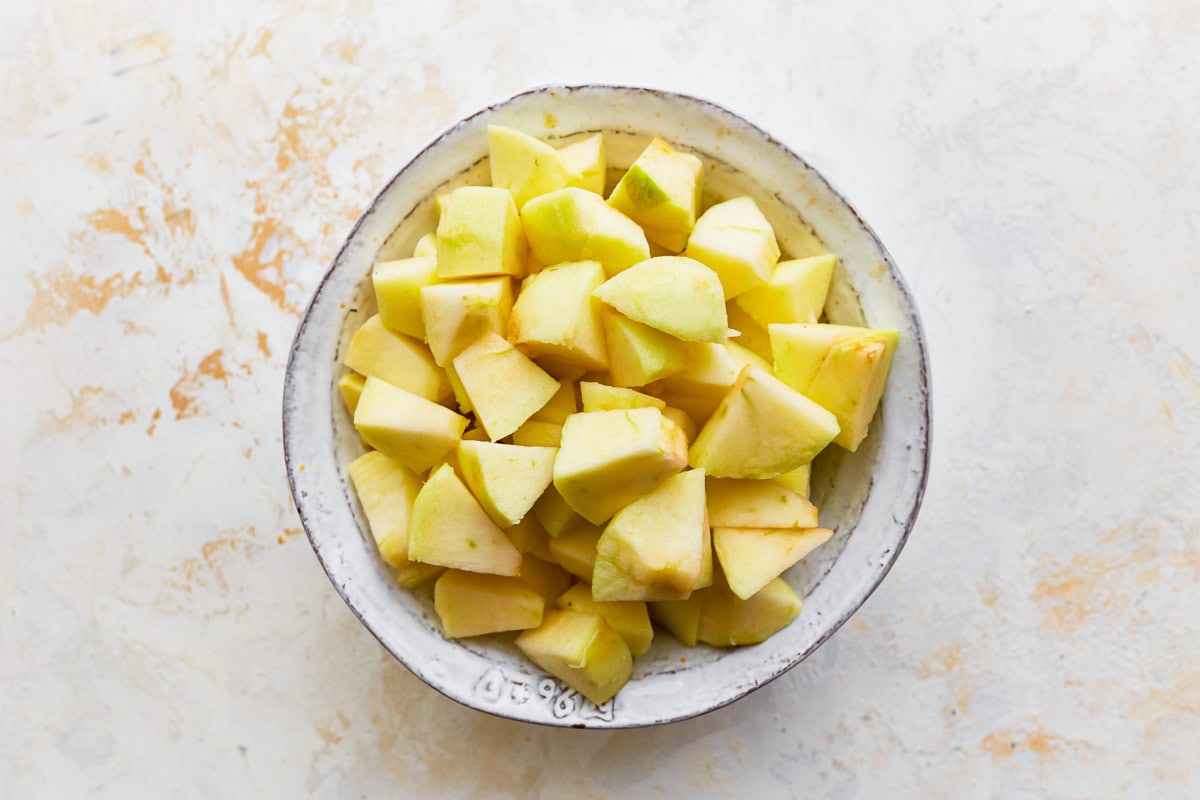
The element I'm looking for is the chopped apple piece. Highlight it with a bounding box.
[714,526,833,599]
[773,464,811,498]
[554,407,688,525]
[689,366,840,478]
[434,571,544,637]
[353,377,468,473]
[344,315,450,403]
[420,277,514,366]
[512,420,563,447]
[504,514,550,555]
[509,261,608,372]
[408,463,522,576]
[557,583,653,656]
[705,477,819,529]
[413,232,438,258]
[602,310,692,387]
[457,441,557,527]
[726,301,773,361]
[770,323,899,452]
[338,372,366,416]
[734,255,836,327]
[531,379,577,424]
[516,610,633,705]
[651,342,739,423]
[697,572,802,646]
[649,593,706,647]
[547,522,603,580]
[607,137,702,251]
[532,484,584,537]
[661,407,697,444]
[435,186,526,279]
[519,555,573,601]
[592,469,706,601]
[347,451,442,586]
[557,133,605,194]
[725,340,772,373]
[444,361,472,414]
[373,256,438,339]
[580,381,665,412]
[488,125,578,209]
[685,197,780,298]
[452,332,560,441]
[592,256,727,344]
[521,188,650,277]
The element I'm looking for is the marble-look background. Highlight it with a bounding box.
[2,1,1197,797]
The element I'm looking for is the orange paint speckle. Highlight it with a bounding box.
[256,330,272,359]
[119,410,135,424]
[981,728,1066,762]
[921,642,962,678]
[249,29,273,58]
[170,350,230,420]
[13,268,145,335]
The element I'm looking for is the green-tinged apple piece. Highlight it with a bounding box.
[685,197,780,298]
[650,341,740,423]
[408,463,522,576]
[488,124,577,209]
[602,310,693,387]
[547,522,603,580]
[509,261,608,372]
[420,277,513,366]
[531,379,578,424]
[347,451,442,586]
[773,464,811,498]
[726,301,774,361]
[338,372,366,417]
[579,381,665,412]
[557,133,605,194]
[344,315,450,403]
[705,477,819,528]
[512,419,563,447]
[373,256,438,339]
[697,571,802,646]
[532,484,584,537]
[689,365,840,478]
[457,441,557,527]
[521,188,650,277]
[516,610,633,705]
[435,186,526,279]
[592,256,727,343]
[649,593,706,647]
[519,554,573,601]
[734,255,836,327]
[353,377,468,473]
[606,137,703,250]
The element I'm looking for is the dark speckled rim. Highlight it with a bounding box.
[283,84,932,729]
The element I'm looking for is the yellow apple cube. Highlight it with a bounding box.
[457,441,557,527]
[435,186,526,280]
[726,301,774,361]
[734,255,836,327]
[697,573,802,646]
[602,310,693,387]
[347,451,442,586]
[531,379,578,424]
[661,407,697,443]
[557,133,605,194]
[520,188,650,277]
[649,593,706,647]
[451,331,561,441]
[512,420,563,447]
[532,485,584,537]
[592,256,727,344]
[592,469,706,601]
[650,341,741,424]
[685,197,780,298]
[553,407,688,525]
[557,583,653,656]
[516,610,633,705]
[547,522,603,580]
[373,256,438,339]
[509,261,608,372]
[420,277,513,366]
[705,477,818,529]
[338,372,365,416]
[408,463,522,576]
[607,137,703,251]
[714,526,833,599]
[519,554,573,601]
[488,124,579,209]
[344,315,450,403]
[774,464,811,498]
[433,571,544,638]
[353,377,468,473]
[413,232,437,258]
[725,340,772,373]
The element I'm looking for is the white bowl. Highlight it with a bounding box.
[283,85,931,728]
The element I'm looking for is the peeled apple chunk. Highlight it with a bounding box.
[579,382,664,412]
[521,188,651,277]
[451,332,561,441]
[556,583,654,657]
[606,136,703,252]
[697,572,803,646]
[705,477,819,529]
[347,451,442,586]
[774,463,811,498]
[557,133,605,195]
[344,315,450,403]
[547,522,603,580]
[651,341,740,423]
[531,379,578,424]
[519,554,573,600]
[591,469,706,601]
[338,372,366,416]
[688,366,840,478]
[553,407,688,525]
[434,571,544,638]
[516,610,633,705]
[713,526,833,600]
[408,463,522,576]
[435,186,526,280]
[602,311,693,387]
[420,277,514,366]
[373,256,438,339]
[353,377,468,473]
[649,593,706,647]
[769,323,900,452]
[685,197,780,299]
[488,125,579,209]
[592,256,727,344]
[456,441,557,527]
[512,420,563,447]
[734,255,836,327]
[508,261,609,372]
[413,232,437,258]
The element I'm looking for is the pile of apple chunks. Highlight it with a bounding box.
[338,126,899,705]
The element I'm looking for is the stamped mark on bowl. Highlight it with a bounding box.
[474,666,615,722]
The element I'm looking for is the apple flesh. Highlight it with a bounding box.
[434,571,544,638]
[734,254,835,328]
[451,331,561,441]
[606,136,702,251]
[602,310,693,387]
[347,451,443,586]
[685,196,780,298]
[353,377,468,473]
[407,463,522,576]
[592,256,727,344]
[456,441,557,527]
[579,381,664,412]
[556,583,653,656]
[521,188,650,277]
[373,256,438,339]
[420,277,513,366]
[509,261,609,372]
[343,315,450,404]
[435,185,526,280]
[516,610,633,705]
[713,526,833,599]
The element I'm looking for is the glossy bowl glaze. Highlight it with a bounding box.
[283,85,931,728]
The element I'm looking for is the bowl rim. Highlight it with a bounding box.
[283,83,932,728]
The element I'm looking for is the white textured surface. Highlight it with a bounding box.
[2,1,1197,797]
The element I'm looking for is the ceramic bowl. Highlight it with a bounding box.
[283,84,931,728]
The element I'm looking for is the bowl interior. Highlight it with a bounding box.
[284,85,930,728]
